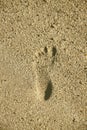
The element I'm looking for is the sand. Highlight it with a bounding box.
[0,0,87,130]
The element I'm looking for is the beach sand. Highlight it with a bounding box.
[0,0,87,130]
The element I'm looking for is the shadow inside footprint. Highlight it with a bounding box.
[51,46,57,64]
[44,80,53,101]
[44,46,48,53]
[52,46,57,57]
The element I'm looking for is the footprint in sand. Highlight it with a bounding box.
[33,45,57,101]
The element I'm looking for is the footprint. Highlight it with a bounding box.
[33,46,57,101]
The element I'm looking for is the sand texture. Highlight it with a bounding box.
[0,0,87,130]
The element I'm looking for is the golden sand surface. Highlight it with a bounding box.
[0,0,87,130]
